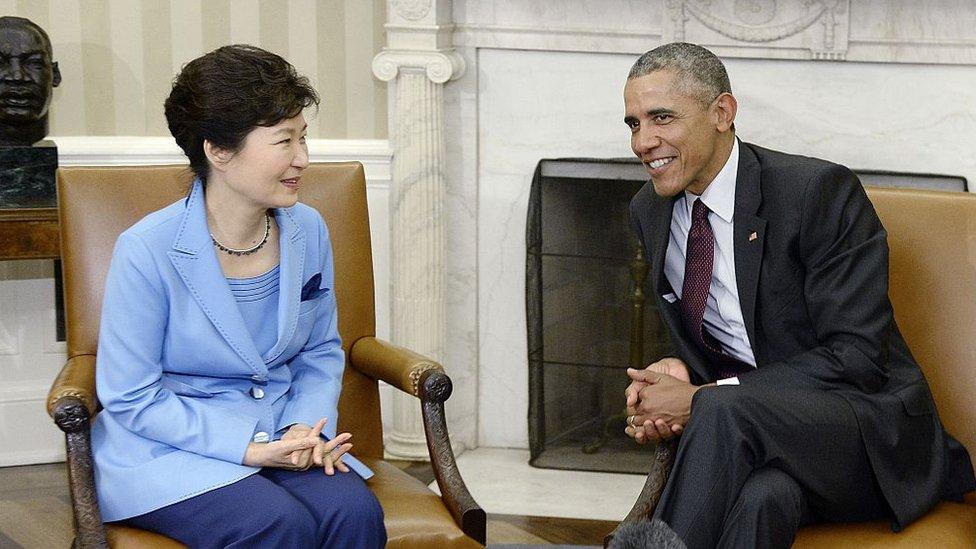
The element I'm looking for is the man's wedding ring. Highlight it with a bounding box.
[628,415,637,428]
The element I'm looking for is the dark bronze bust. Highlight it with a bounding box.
[0,16,61,146]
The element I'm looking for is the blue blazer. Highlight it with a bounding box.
[91,180,371,522]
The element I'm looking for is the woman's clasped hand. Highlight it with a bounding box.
[242,417,353,474]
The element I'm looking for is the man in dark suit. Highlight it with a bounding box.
[621,42,974,548]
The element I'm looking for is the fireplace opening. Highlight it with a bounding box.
[526,158,668,474]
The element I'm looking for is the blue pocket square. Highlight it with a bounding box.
[300,273,329,301]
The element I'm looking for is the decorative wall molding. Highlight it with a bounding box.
[50,137,393,187]
[392,0,433,21]
[450,0,976,66]
[663,0,850,60]
[453,24,662,54]
[372,49,466,84]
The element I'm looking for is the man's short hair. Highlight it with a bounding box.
[628,42,731,105]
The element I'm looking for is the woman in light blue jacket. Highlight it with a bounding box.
[91,45,385,548]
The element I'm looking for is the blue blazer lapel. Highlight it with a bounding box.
[266,207,306,363]
[166,180,268,377]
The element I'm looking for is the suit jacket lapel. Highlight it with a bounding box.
[648,192,678,297]
[265,207,306,364]
[167,180,268,377]
[732,143,766,358]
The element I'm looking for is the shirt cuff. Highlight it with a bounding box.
[716,376,740,386]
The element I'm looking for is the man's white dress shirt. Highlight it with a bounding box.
[663,139,755,384]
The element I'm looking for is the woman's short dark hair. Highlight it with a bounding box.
[164,44,319,182]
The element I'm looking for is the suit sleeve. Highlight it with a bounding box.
[96,232,258,464]
[741,164,892,393]
[276,215,345,439]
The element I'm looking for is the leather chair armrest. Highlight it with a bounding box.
[350,336,443,397]
[47,354,97,423]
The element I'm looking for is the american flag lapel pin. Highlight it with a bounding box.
[749,231,758,242]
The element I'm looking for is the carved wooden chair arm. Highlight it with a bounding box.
[349,336,486,544]
[47,355,109,548]
[417,369,487,545]
[605,439,678,547]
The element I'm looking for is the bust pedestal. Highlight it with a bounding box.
[0,140,58,209]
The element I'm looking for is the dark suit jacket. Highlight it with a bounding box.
[629,140,974,528]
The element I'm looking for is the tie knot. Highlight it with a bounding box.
[691,198,710,222]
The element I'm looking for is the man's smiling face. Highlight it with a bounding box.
[624,70,732,197]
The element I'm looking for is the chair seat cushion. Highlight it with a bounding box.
[362,458,483,549]
[793,500,976,548]
[106,524,184,548]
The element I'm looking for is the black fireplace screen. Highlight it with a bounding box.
[526,157,669,474]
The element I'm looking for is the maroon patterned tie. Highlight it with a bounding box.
[680,198,749,377]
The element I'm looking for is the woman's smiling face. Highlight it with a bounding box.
[215,113,310,209]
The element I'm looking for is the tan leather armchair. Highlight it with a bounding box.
[612,186,976,547]
[46,164,485,548]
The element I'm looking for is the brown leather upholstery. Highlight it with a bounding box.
[105,525,183,549]
[53,164,481,547]
[792,186,976,547]
[794,499,976,548]
[351,336,443,397]
[362,459,484,549]
[867,187,976,464]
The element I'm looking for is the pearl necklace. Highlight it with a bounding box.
[210,212,271,256]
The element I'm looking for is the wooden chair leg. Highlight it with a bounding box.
[605,438,677,547]
[54,397,108,548]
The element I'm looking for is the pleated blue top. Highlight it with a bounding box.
[227,265,280,356]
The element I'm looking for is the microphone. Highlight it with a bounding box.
[607,519,687,549]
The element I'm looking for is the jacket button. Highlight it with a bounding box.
[252,431,269,443]
[250,386,265,399]
[250,375,268,385]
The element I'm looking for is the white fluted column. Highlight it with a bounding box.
[372,0,464,460]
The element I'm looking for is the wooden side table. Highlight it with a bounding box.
[0,207,64,339]
[0,207,59,259]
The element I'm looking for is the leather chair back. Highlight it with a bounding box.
[57,163,384,457]
[866,186,976,474]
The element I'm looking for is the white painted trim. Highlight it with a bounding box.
[0,383,52,404]
[0,449,65,467]
[49,136,393,185]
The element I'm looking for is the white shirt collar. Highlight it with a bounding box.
[683,138,739,224]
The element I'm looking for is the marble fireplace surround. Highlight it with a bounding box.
[417,0,976,450]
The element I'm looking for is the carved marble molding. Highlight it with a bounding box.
[447,0,976,66]
[372,49,466,84]
[664,0,850,60]
[392,0,432,21]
